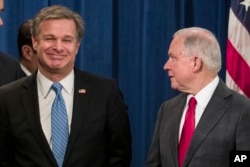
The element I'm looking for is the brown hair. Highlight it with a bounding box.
[32,5,84,42]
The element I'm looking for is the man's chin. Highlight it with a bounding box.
[170,84,177,90]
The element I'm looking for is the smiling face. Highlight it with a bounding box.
[32,19,80,81]
[163,36,195,92]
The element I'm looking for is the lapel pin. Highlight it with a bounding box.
[78,89,86,94]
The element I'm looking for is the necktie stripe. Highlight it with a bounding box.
[51,83,69,167]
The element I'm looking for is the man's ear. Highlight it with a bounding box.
[32,36,38,51]
[75,42,81,55]
[22,45,34,61]
[193,56,202,72]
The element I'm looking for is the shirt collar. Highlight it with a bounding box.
[37,69,74,98]
[20,63,32,76]
[193,76,219,109]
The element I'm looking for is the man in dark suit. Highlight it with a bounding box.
[0,0,23,86]
[0,5,131,167]
[146,27,250,167]
[17,19,38,77]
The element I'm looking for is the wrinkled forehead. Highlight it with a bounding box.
[169,35,185,50]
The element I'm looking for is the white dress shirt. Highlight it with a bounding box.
[20,63,32,76]
[37,69,74,147]
[179,76,219,140]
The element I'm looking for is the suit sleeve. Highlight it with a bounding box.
[107,81,132,167]
[236,97,250,150]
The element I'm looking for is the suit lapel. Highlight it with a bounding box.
[64,69,92,162]
[174,94,189,165]
[162,93,187,166]
[184,81,232,166]
[21,74,57,165]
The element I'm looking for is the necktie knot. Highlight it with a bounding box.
[52,83,63,94]
[188,97,197,108]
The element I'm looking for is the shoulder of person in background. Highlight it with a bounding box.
[0,51,24,86]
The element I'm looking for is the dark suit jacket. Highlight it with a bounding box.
[0,51,22,86]
[146,80,250,167]
[0,68,132,167]
[20,69,28,77]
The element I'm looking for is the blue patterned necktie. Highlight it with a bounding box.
[51,83,69,167]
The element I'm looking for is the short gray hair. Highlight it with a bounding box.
[174,27,221,72]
